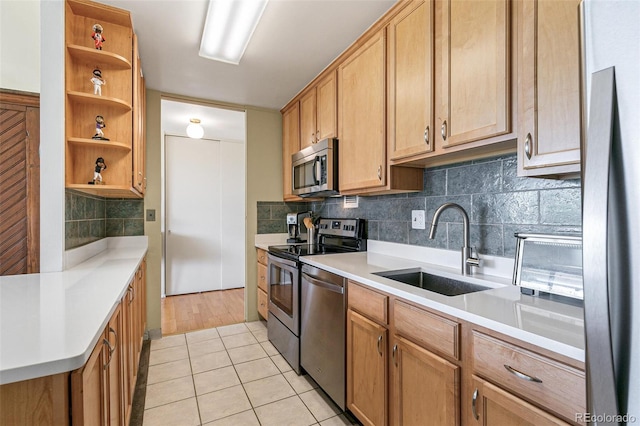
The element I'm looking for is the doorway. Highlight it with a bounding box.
[161,100,246,332]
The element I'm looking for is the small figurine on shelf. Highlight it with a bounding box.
[91,24,105,50]
[92,115,109,140]
[89,157,107,185]
[91,69,105,96]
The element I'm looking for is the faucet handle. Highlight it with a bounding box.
[467,247,481,268]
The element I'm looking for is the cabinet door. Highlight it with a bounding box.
[300,89,317,149]
[518,0,581,177]
[71,331,108,426]
[105,305,123,426]
[132,34,146,195]
[338,29,387,192]
[391,336,460,426]
[257,288,268,320]
[435,0,511,148]
[347,309,387,426]
[470,376,571,426]
[316,71,337,141]
[282,102,300,200]
[388,0,435,160]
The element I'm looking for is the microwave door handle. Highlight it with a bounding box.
[312,156,321,185]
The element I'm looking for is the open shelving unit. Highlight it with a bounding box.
[65,0,142,198]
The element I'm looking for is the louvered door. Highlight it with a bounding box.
[0,91,40,275]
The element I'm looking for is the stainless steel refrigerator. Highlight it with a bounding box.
[582,1,640,424]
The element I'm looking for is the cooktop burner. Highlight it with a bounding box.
[268,218,366,262]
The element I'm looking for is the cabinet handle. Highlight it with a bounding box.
[377,165,382,181]
[128,285,134,304]
[103,338,114,370]
[472,388,479,420]
[311,134,316,144]
[424,126,430,146]
[392,344,398,366]
[503,364,543,383]
[524,133,532,159]
[109,327,118,354]
[441,120,447,141]
[377,335,383,356]
[316,130,320,141]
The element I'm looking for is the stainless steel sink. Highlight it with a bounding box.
[372,268,490,296]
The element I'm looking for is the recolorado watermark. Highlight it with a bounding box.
[576,413,637,423]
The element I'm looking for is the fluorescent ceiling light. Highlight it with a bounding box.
[199,0,269,65]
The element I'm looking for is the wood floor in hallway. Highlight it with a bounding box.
[161,288,245,335]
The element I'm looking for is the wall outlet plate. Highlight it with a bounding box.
[412,210,426,230]
[146,209,156,221]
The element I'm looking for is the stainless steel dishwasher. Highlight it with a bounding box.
[300,263,347,410]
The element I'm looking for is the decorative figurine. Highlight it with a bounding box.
[91,24,105,50]
[92,115,109,140]
[89,157,107,185]
[91,69,105,96]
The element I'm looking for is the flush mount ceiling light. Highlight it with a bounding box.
[186,118,204,139]
[199,0,269,65]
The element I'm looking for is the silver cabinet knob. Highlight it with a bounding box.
[377,165,382,181]
[424,126,430,146]
[441,120,447,141]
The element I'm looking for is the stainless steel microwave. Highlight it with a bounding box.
[292,138,339,198]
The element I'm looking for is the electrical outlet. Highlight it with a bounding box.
[146,209,156,222]
[411,210,425,230]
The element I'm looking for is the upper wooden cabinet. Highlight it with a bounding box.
[435,0,512,149]
[338,29,387,193]
[132,35,146,195]
[388,0,435,160]
[517,0,582,178]
[300,71,337,149]
[282,102,301,201]
[65,0,145,198]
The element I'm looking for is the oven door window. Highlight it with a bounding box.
[269,262,294,316]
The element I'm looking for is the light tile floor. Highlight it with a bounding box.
[144,320,360,426]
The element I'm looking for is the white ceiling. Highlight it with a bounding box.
[161,99,246,141]
[99,0,396,110]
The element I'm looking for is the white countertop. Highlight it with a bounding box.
[254,233,290,251]
[0,237,148,384]
[300,241,585,363]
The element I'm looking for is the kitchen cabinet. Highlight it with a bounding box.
[470,330,585,425]
[470,376,571,426]
[347,309,388,426]
[256,248,268,320]
[300,71,337,148]
[132,34,147,194]
[338,29,387,193]
[387,0,435,160]
[71,303,125,426]
[282,102,301,201]
[64,0,145,198]
[435,0,512,149]
[391,336,459,426]
[517,0,582,178]
[338,29,423,195]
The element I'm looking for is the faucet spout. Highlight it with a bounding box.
[429,202,478,275]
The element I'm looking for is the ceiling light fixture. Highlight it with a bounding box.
[186,118,204,139]
[199,0,269,65]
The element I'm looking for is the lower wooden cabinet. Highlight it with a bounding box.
[257,249,268,320]
[347,309,388,426]
[391,336,460,426]
[71,329,108,426]
[470,376,571,426]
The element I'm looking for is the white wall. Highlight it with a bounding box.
[0,0,40,92]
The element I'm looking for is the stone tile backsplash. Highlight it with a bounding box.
[257,154,582,259]
[65,190,144,249]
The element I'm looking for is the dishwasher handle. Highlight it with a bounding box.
[302,272,344,294]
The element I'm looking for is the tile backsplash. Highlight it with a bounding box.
[257,154,582,258]
[65,190,144,249]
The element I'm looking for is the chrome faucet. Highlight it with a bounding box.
[429,202,480,276]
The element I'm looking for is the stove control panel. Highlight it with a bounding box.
[317,218,364,238]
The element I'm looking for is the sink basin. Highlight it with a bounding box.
[372,268,490,296]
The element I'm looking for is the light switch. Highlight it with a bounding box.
[146,209,156,221]
[411,210,425,230]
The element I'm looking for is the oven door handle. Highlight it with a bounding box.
[302,272,344,294]
[268,253,298,269]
